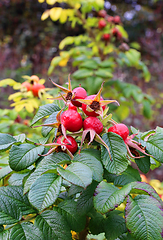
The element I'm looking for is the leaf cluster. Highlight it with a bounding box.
[0,101,163,239]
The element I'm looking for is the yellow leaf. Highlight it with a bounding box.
[74,3,81,9]
[39,79,45,85]
[21,75,31,80]
[15,104,25,112]
[46,94,55,103]
[25,103,34,113]
[59,36,74,50]
[8,92,23,101]
[30,98,39,108]
[59,9,68,23]
[46,0,57,4]
[41,10,50,21]
[50,7,62,21]
[66,9,74,17]
[13,83,22,90]
[38,0,45,2]
[59,57,69,67]
[0,79,17,87]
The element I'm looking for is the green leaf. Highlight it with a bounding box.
[135,155,150,174]
[125,195,163,240]
[0,186,36,219]
[125,49,140,67]
[34,210,72,240]
[10,222,42,240]
[101,133,128,174]
[8,172,29,186]
[31,103,60,126]
[72,69,93,79]
[24,152,70,194]
[0,230,9,239]
[9,144,44,171]
[13,134,26,143]
[0,133,17,151]
[28,173,62,211]
[88,208,105,235]
[98,60,115,68]
[94,181,132,214]
[145,132,163,163]
[77,181,98,215]
[80,59,98,69]
[86,76,103,95]
[57,162,93,188]
[114,166,141,186]
[142,99,152,119]
[95,69,113,78]
[74,149,103,182]
[131,181,163,205]
[58,199,86,232]
[0,165,12,180]
[0,197,21,225]
[41,111,59,137]
[104,212,127,240]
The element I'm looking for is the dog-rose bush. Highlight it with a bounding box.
[0,77,163,240]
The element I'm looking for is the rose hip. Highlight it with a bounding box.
[108,123,129,141]
[56,135,78,154]
[61,109,83,132]
[83,117,103,134]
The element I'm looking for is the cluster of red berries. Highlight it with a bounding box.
[36,77,143,159]
[35,76,150,160]
[21,75,45,97]
[97,9,122,42]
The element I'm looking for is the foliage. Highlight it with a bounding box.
[0,77,163,240]
[38,0,154,123]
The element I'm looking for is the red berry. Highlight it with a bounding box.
[103,33,111,41]
[56,135,78,154]
[21,82,32,91]
[113,15,121,24]
[83,117,103,134]
[71,86,87,107]
[107,16,114,23]
[68,102,78,111]
[82,95,105,117]
[32,83,45,97]
[61,109,83,132]
[98,10,107,18]
[108,123,129,141]
[30,75,39,84]
[98,19,106,29]
[112,28,122,40]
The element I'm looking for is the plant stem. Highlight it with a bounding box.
[79,216,90,240]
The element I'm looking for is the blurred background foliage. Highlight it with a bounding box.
[0,0,163,131]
